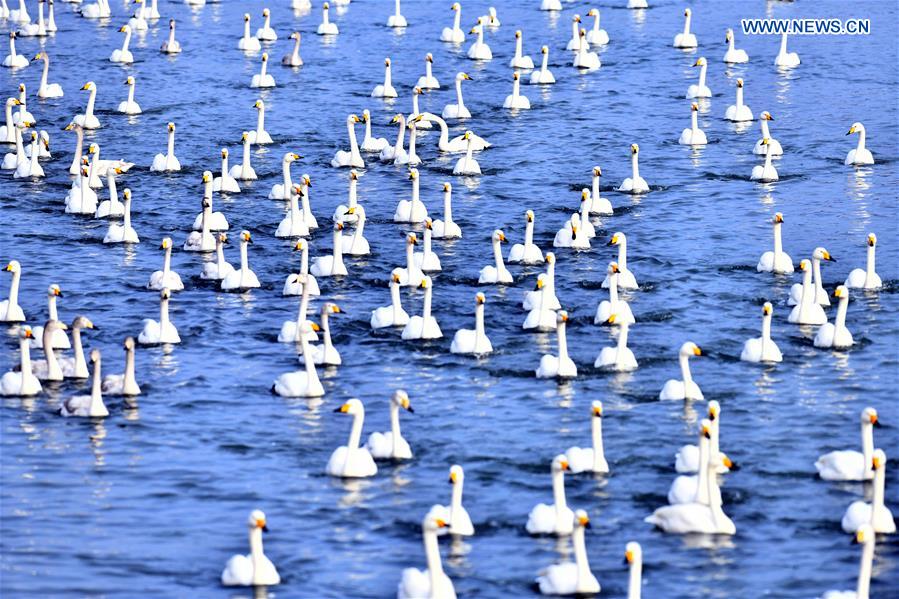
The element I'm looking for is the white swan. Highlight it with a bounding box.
[1,327,41,396]
[411,54,440,91]
[282,240,319,295]
[845,122,874,166]
[408,88,433,131]
[480,6,500,27]
[360,110,389,152]
[30,284,70,349]
[0,260,26,322]
[788,260,827,325]
[211,148,241,194]
[756,212,793,273]
[102,337,141,396]
[59,350,108,417]
[503,72,530,109]
[250,52,276,88]
[310,223,348,277]
[3,32,29,68]
[396,115,422,166]
[723,28,748,63]
[537,311,577,378]
[247,100,273,144]
[394,168,428,223]
[741,302,783,362]
[529,46,556,84]
[618,144,649,193]
[316,2,338,35]
[34,51,63,98]
[394,233,425,287]
[117,76,142,114]
[814,286,854,349]
[282,31,302,66]
[667,419,717,505]
[594,262,634,325]
[230,132,257,180]
[431,182,462,239]
[221,231,260,291]
[565,401,609,474]
[679,103,707,146]
[1,122,29,170]
[73,81,100,129]
[150,123,181,172]
[523,273,558,331]
[467,20,492,61]
[341,206,370,256]
[0,98,22,143]
[675,401,733,474]
[841,449,895,534]
[221,510,280,587]
[14,131,44,178]
[365,390,414,459]
[278,275,319,343]
[602,232,638,289]
[451,292,492,355]
[423,112,490,152]
[24,129,50,160]
[595,318,637,370]
[371,271,410,328]
[380,113,408,162]
[820,524,875,599]
[238,13,262,51]
[453,131,481,175]
[64,166,97,215]
[184,193,216,252]
[659,342,704,400]
[30,320,68,381]
[789,247,834,306]
[845,233,881,289]
[331,114,364,168]
[161,19,182,54]
[536,510,600,596]
[426,465,474,536]
[573,29,601,70]
[774,32,800,67]
[575,190,597,239]
[273,322,324,397]
[443,72,472,119]
[625,542,643,599]
[510,30,534,69]
[396,515,455,599]
[372,57,398,98]
[508,210,543,264]
[402,276,442,340]
[526,455,573,535]
[103,188,140,244]
[8,0,30,24]
[673,7,697,48]
[275,186,309,239]
[79,0,110,19]
[751,138,778,181]
[297,175,316,230]
[686,57,711,99]
[110,25,134,64]
[200,233,235,281]
[128,0,149,30]
[268,152,301,200]
[586,8,609,46]
[255,7,277,41]
[413,219,440,271]
[327,399,378,477]
[753,112,782,155]
[725,78,753,122]
[441,3,465,43]
[386,0,406,27]
[478,230,512,283]
[540,0,561,10]
[139,288,180,344]
[300,303,343,366]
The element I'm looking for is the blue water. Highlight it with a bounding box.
[1,1,898,597]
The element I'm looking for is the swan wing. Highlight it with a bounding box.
[526,503,556,534]
[221,553,253,586]
[815,450,865,481]
[841,501,871,533]
[536,562,577,596]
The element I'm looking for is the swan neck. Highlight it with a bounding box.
[423,526,444,579]
[453,9,461,30]
[124,345,136,386]
[384,63,392,88]
[348,410,364,450]
[256,106,265,132]
[761,311,772,340]
[321,311,333,351]
[524,219,534,245]
[573,525,591,586]
[443,190,453,221]
[40,56,49,87]
[557,321,569,361]
[736,86,744,108]
[631,153,640,179]
[617,241,628,270]
[857,540,873,598]
[865,243,875,279]
[8,269,20,305]
[696,435,711,504]
[123,194,132,229]
[390,280,402,316]
[389,401,401,453]
[779,33,788,53]
[773,222,783,255]
[628,556,642,599]
[683,13,691,35]
[90,356,102,407]
[834,294,848,329]
[455,78,465,109]
[551,466,567,510]
[394,116,406,151]
[608,273,619,303]
[515,35,522,58]
[159,296,170,327]
[243,20,250,38]
[249,526,265,576]
[19,334,32,376]
[679,354,693,387]
[691,109,699,131]
[422,285,432,319]
[282,159,292,191]
[541,50,549,71]
[239,240,249,272]
[166,129,175,157]
[436,116,449,148]
[47,295,58,321]
[760,119,770,138]
[347,120,360,158]
[856,128,866,151]
[123,29,132,50]
[475,301,485,336]
[591,416,605,468]
[492,238,503,270]
[617,323,629,350]
[812,259,823,295]
[71,326,85,373]
[698,63,707,86]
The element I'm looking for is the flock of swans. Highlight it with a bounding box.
[0,1,892,597]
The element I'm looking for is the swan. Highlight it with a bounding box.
[13,132,44,178]
[386,0,406,27]
[722,27,748,63]
[659,342,704,400]
[341,206,370,256]
[441,3,465,43]
[1,122,29,170]
[396,515,455,599]
[101,337,141,396]
[11,84,33,126]
[221,231,260,291]
[221,510,280,587]
[371,57,398,98]
[757,212,793,273]
[310,223,348,277]
[537,311,577,378]
[331,114,365,168]
[675,401,732,475]
[426,465,474,536]
[139,288,180,344]
[594,262,634,325]
[679,103,707,146]
[250,52,276,88]
[294,176,315,228]
[30,285,70,349]
[413,219,441,271]
[565,15,582,51]
[0,98,22,143]
[247,99,273,144]
[523,251,561,310]
[327,399,378,477]
[586,9,609,46]
[301,303,343,366]
[371,271,410,328]
[103,188,140,244]
[478,230,512,283]
[526,455,573,535]
[229,132,257,180]
[618,144,649,193]
[282,240,319,295]
[199,233,235,281]
[422,112,490,152]
[63,121,85,173]
[147,237,184,291]
[380,113,408,162]
[788,260,827,325]
[565,401,609,474]
[845,233,882,289]
[820,524,875,599]
[845,122,874,166]
[402,276,442,340]
[725,78,753,122]
[816,407,879,481]
[481,6,500,27]
[59,350,108,417]
[33,52,63,98]
[64,166,98,215]
[268,152,301,199]
[451,292,492,355]
[394,233,425,286]
[332,170,360,223]
[161,19,182,54]
[529,46,556,84]
[431,182,462,239]
[628,0,648,9]
[814,286,854,349]
[110,25,134,64]
[443,72,473,119]
[78,0,109,19]
[2,33,29,68]
[774,32,800,67]
[211,149,241,194]
[0,260,26,322]
[274,321,325,397]
[278,275,319,343]
[276,185,310,238]
[128,0,149,30]
[508,210,543,264]
[150,123,181,172]
[503,72,531,109]
[536,510,600,596]
[751,138,778,181]
[667,419,720,505]
[397,116,423,166]
[686,57,711,98]
[8,0,30,23]
[1,327,41,396]
[622,543,643,599]
[673,8,697,48]
[255,7,277,41]
[467,20,492,60]
[741,302,782,363]
[752,112,782,155]
[360,110,389,152]
[394,168,428,223]
[602,233,638,289]
[117,76,142,115]
[841,449,895,534]
[282,31,302,66]
[595,317,637,370]
[30,320,68,381]
[408,88,433,130]
[73,81,100,129]
[523,273,558,331]
[184,192,216,253]
[789,247,834,306]
[540,0,561,10]
[316,3,338,35]
[573,30,601,70]
[42,316,92,380]
[365,390,414,459]
[510,30,534,69]
[453,131,481,175]
[575,190,596,238]
[238,13,262,50]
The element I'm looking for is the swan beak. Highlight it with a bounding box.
[607,314,616,324]
[872,456,881,470]
[462,73,472,80]
[310,322,321,332]
[392,273,401,283]
[560,460,569,471]
[833,288,842,298]
[331,305,342,314]
[54,288,63,297]
[763,304,772,315]
[722,456,735,470]
[560,313,569,323]
[703,429,711,439]
[693,59,701,66]
[592,406,602,417]
[625,550,634,565]
[766,114,774,121]
[527,213,533,223]
[693,346,702,356]
[853,530,865,545]
[334,403,350,413]
[872,416,880,427]
[498,232,507,242]
[436,519,449,529]
[578,515,590,528]
[535,279,544,290]
[24,329,33,339]
[823,251,835,262]
[419,280,428,289]
[448,472,457,483]
[847,126,856,135]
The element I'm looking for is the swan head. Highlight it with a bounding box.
[684,8,691,16]
[122,336,135,351]
[290,31,300,40]
[5,260,21,273]
[391,270,402,284]
[579,28,587,38]
[384,57,391,67]
[160,237,173,250]
[348,114,361,124]
[680,342,702,357]
[406,233,418,246]
[607,261,620,274]
[451,2,460,11]
[693,57,706,67]
[761,111,773,121]
[219,232,229,244]
[426,53,433,63]
[593,166,602,177]
[588,8,599,17]
[691,102,699,112]
[448,464,464,484]
[20,326,34,340]
[335,398,365,416]
[33,51,46,61]
[736,78,744,88]
[855,524,875,546]
[545,252,555,265]
[457,72,472,82]
[872,449,886,471]
[772,212,783,224]
[254,99,265,110]
[762,301,773,316]
[475,292,486,305]
[625,542,642,565]
[572,14,581,23]
[534,274,547,290]
[349,170,359,181]
[391,113,404,125]
[220,148,228,158]
[323,2,329,10]
[469,24,481,34]
[324,302,342,316]
[408,168,419,180]
[606,313,617,324]
[89,349,101,364]
[514,29,522,39]
[424,217,433,230]
[418,276,432,289]
[865,232,876,246]
[557,310,569,324]
[285,152,301,162]
[392,389,413,412]
[573,510,590,529]
[725,28,734,42]
[261,52,269,62]
[334,221,344,232]
[362,109,371,122]
[799,259,811,272]
[167,122,176,132]
[463,131,472,140]
[414,87,423,96]
[701,419,712,439]
[847,122,865,135]
[88,143,100,155]
[813,247,834,262]
[202,171,212,184]
[580,189,590,202]
[591,401,602,418]
[9,32,16,40]
[243,13,250,22]
[262,7,270,17]
[541,45,549,54]
[833,285,848,300]
[169,19,175,30]
[443,182,452,192]
[423,514,450,533]
[122,188,132,201]
[302,174,311,186]
[247,509,268,531]
[512,72,520,81]
[526,209,534,222]
[707,400,720,421]
[861,407,879,426]
[46,319,68,333]
[492,229,507,243]
[292,239,306,252]
[124,76,135,86]
[630,144,639,155]
[119,25,130,33]
[608,232,626,246]
[238,230,252,244]
[48,284,62,298]
[81,81,96,91]
[489,7,498,18]
[552,454,570,472]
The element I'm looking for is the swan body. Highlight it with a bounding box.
[675,402,732,475]
[467,21,492,61]
[814,286,854,349]
[381,113,408,162]
[201,233,235,281]
[60,350,108,418]
[151,123,181,172]
[431,182,462,239]
[250,53,276,88]
[565,401,609,474]
[394,168,428,223]
[184,182,217,252]
[753,112,782,155]
[371,271,409,328]
[212,149,240,194]
[394,233,426,287]
[426,465,474,536]
[679,103,707,145]
[402,276,442,340]
[751,138,778,181]
[741,302,782,363]
[139,288,180,344]
[443,72,473,119]
[774,33,800,67]
[723,28,748,63]
[508,210,543,264]
[64,167,98,215]
[453,131,481,175]
[845,122,874,165]
[756,213,793,273]
[103,188,140,244]
[587,168,613,214]
[602,232,638,289]
[537,311,577,378]
[2,123,28,170]
[478,230,512,283]
[526,455,573,535]
[221,510,280,587]
[221,231,260,291]
[327,399,378,477]
[844,233,881,289]
[102,336,142,396]
[595,319,637,371]
[586,9,609,46]
[686,57,712,98]
[788,260,827,325]
[14,133,44,178]
[441,3,465,43]
[509,30,534,69]
[316,3,338,35]
[282,240,319,296]
[840,450,895,534]
[618,144,649,193]
[386,0,406,27]
[422,112,490,152]
[536,510,600,596]
[1,328,41,396]
[332,114,365,168]
[594,262,635,325]
[341,206,370,255]
[659,342,703,400]
[3,33,29,68]
[816,407,878,482]
[396,515,455,599]
[668,419,720,505]
[451,293,492,355]
[789,247,834,306]
[1,260,26,322]
[30,285,70,349]
[725,78,753,122]
[276,186,310,238]
[278,275,319,343]
[311,223,348,277]
[255,8,277,41]
[30,320,69,381]
[365,390,414,459]
[73,82,101,129]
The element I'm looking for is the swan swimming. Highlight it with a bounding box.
[603,232,638,289]
[844,233,881,289]
[103,188,140,244]
[327,399,378,477]
[161,19,182,54]
[659,342,704,401]
[586,9,609,46]
[467,20,492,61]
[757,213,793,273]
[509,30,534,69]
[281,240,318,296]
[273,321,324,396]
[31,284,70,349]
[396,515,455,599]
[478,230,512,283]
[1,327,41,396]
[268,152,301,200]
[301,303,343,366]
[725,78,753,122]
[360,110,389,152]
[431,182,462,239]
[845,122,874,165]
[452,131,481,175]
[565,401,609,474]
[422,112,490,152]
[118,76,142,114]
[441,3,465,43]
[332,114,364,168]
[310,223,348,277]
[523,273,558,331]
[59,350,108,418]
[741,302,783,363]
[618,144,649,193]
[840,449,895,535]
[102,336,141,396]
[573,29,601,70]
[667,419,725,505]
[3,33,29,68]
[381,113,408,162]
[1,260,26,322]
[508,210,544,264]
[13,131,44,178]
[789,247,834,306]
[221,231,260,291]
[788,260,827,325]
[686,57,711,99]
[753,112,782,155]
[394,168,428,223]
[594,262,634,325]
[530,46,556,84]
[386,0,406,27]
[30,320,68,381]
[255,7,277,41]
[751,138,778,181]
[820,524,875,599]
[426,465,474,536]
[526,455,573,535]
[150,123,181,172]
[413,219,440,271]
[74,81,100,129]
[415,54,440,89]
[371,271,410,329]
[316,2,338,35]
[34,51,63,98]
[221,510,280,587]
[250,53,275,88]
[535,511,601,596]
[679,103,707,146]
[675,401,733,475]
[774,32,800,67]
[282,31,302,66]
[815,407,879,482]
[595,317,638,371]
[372,57,398,98]
[365,390,414,459]
[402,276,442,340]
[451,292,493,355]
[503,72,530,109]
[110,25,134,64]
[723,28,748,63]
[814,286,854,349]
[278,275,319,343]
[537,311,577,378]
[247,100,273,144]
[443,72,473,119]
[673,8,697,48]
[139,288,180,344]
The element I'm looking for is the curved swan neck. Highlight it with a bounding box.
[122,29,132,51]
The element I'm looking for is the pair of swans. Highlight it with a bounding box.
[774,33,800,67]
[757,212,793,273]
[327,399,378,477]
[845,233,881,289]
[79,0,110,19]
[686,57,711,98]
[523,272,558,331]
[840,449,895,535]
[316,3,339,35]
[723,28,749,63]
[679,103,707,145]
[250,53,275,88]
[741,302,783,362]
[553,212,590,250]
[59,349,109,417]
[221,510,280,587]
[602,233,638,288]
[845,122,874,165]
[31,284,69,348]
[535,511,601,596]
[371,271,409,329]
[667,418,734,505]
[1,327,41,396]
[151,123,181,171]
[432,182,461,238]
[1,121,31,171]
[508,210,543,264]
[13,130,45,178]
[502,72,530,109]
[102,188,139,244]
[397,514,455,599]
[1,260,25,322]
[372,58,398,97]
[565,401,609,474]
[478,230,512,283]
[28,320,68,380]
[273,321,324,397]
[573,29,601,70]
[212,149,241,193]
[365,390,414,459]
[537,311,577,378]
[450,292,492,355]
[18,0,54,37]
[32,317,98,381]
[139,288,180,344]
[269,153,303,200]
[789,247,834,306]
[595,317,638,371]
[659,342,703,400]
[402,276,442,340]
[814,286,854,349]
[618,144,649,193]
[673,8,697,48]
[725,78,753,122]
[789,260,828,325]
[595,262,634,325]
